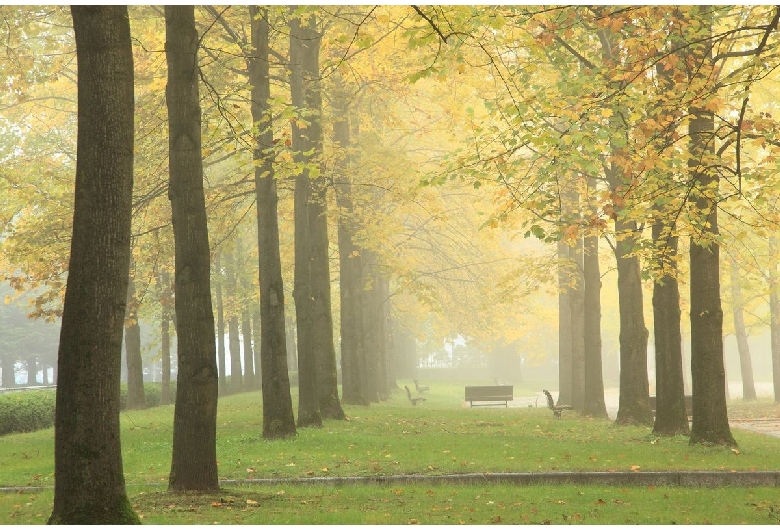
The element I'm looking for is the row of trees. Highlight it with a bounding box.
[2,5,780,524]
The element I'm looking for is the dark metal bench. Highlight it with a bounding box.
[543,389,573,418]
[405,385,426,405]
[649,394,693,417]
[465,385,513,408]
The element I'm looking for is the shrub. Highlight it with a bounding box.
[0,382,177,436]
[0,390,56,436]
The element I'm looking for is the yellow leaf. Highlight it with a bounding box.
[600,108,613,118]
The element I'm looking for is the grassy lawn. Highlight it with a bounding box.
[2,380,780,524]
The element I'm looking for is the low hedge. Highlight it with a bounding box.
[0,382,178,436]
[0,390,56,436]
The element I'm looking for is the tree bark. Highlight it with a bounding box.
[297,14,345,420]
[290,11,322,428]
[214,252,227,395]
[159,268,172,406]
[249,5,296,439]
[729,256,756,400]
[124,272,146,409]
[583,222,608,419]
[651,215,689,435]
[557,240,573,405]
[165,5,220,491]
[769,236,780,403]
[687,5,736,446]
[333,82,368,406]
[49,6,139,524]
[570,233,585,412]
[225,246,243,393]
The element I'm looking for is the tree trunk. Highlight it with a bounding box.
[583,224,608,419]
[728,257,756,400]
[1,355,15,387]
[124,272,146,410]
[49,6,139,524]
[225,246,243,393]
[651,215,689,435]
[362,250,381,403]
[249,5,296,439]
[290,11,321,428]
[236,237,255,389]
[613,217,653,426]
[26,357,37,386]
[296,15,345,421]
[165,4,220,491]
[769,236,780,403]
[214,253,227,395]
[557,240,573,405]
[687,5,736,446]
[570,234,585,412]
[595,22,652,427]
[333,83,368,406]
[159,268,172,406]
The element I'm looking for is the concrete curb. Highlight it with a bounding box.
[3,471,779,494]
[219,470,780,488]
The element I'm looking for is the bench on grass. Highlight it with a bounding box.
[405,385,426,405]
[413,379,429,393]
[649,394,693,417]
[543,389,573,418]
[464,385,513,408]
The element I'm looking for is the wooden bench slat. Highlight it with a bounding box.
[465,385,513,408]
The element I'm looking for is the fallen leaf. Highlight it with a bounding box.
[246,499,258,505]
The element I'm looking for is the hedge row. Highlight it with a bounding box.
[0,382,177,436]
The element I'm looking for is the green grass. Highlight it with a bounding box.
[2,379,780,524]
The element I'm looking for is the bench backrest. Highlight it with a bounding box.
[543,389,555,409]
[405,386,413,400]
[465,385,513,400]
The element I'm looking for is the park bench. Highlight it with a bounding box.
[464,385,513,408]
[413,379,429,393]
[543,389,573,418]
[405,385,426,405]
[649,394,693,418]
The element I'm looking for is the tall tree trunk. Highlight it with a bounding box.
[687,5,736,447]
[290,11,321,428]
[159,268,172,406]
[26,357,37,385]
[570,233,586,412]
[236,236,255,389]
[769,236,780,403]
[249,5,296,439]
[595,23,653,426]
[1,355,15,387]
[214,253,227,395]
[49,6,139,523]
[729,257,756,400]
[557,240,573,405]
[583,205,608,418]
[362,250,381,403]
[298,16,345,421]
[124,272,146,409]
[165,5,220,491]
[225,246,243,393]
[651,213,689,435]
[333,82,368,406]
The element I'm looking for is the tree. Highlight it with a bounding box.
[48,5,139,524]
[290,10,322,428]
[686,5,736,447]
[248,4,297,439]
[124,268,146,409]
[728,256,757,400]
[165,4,220,491]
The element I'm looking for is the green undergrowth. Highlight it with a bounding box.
[1,380,780,523]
